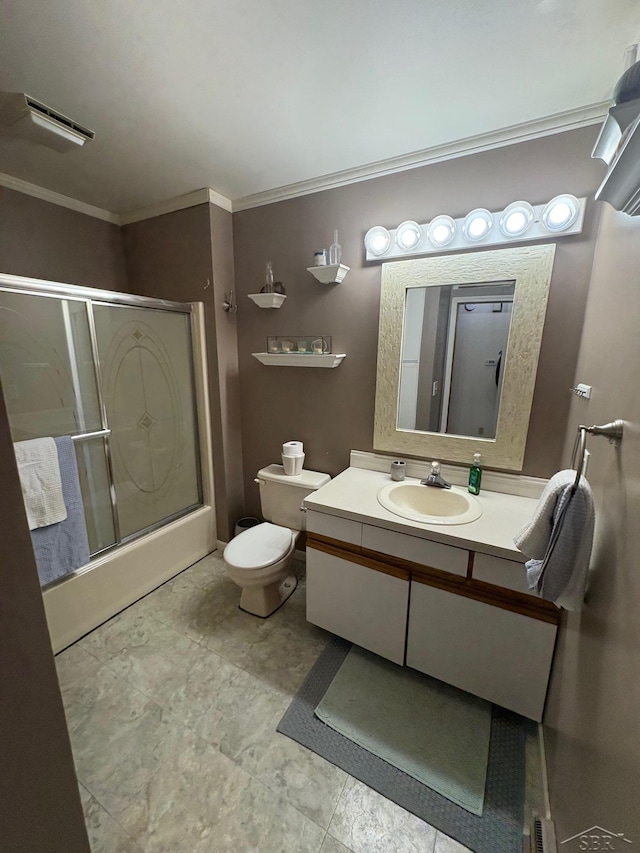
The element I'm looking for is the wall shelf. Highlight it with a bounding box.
[307,264,350,284]
[252,352,346,368]
[248,292,286,308]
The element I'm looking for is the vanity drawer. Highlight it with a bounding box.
[306,547,409,664]
[472,552,531,596]
[362,524,468,577]
[306,511,362,546]
[406,581,556,721]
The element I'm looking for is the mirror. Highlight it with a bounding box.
[398,280,515,439]
[374,245,555,471]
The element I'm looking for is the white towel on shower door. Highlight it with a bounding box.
[14,437,67,530]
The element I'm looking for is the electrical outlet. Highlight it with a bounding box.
[571,383,592,399]
[432,380,439,396]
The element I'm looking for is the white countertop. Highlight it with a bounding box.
[304,466,538,561]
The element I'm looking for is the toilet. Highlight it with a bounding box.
[223,464,330,617]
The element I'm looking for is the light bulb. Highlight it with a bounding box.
[427,215,456,248]
[395,220,422,251]
[499,201,534,237]
[541,195,579,232]
[462,208,493,242]
[365,226,391,257]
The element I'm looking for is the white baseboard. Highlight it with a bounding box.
[538,723,552,820]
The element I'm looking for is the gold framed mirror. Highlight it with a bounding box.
[374,244,556,470]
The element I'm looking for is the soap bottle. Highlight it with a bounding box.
[468,452,482,495]
[329,230,342,265]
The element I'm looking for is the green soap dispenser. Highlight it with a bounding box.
[468,452,482,495]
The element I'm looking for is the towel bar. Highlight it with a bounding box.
[570,420,623,489]
[70,429,111,442]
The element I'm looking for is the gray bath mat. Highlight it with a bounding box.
[315,645,491,816]
[277,636,530,853]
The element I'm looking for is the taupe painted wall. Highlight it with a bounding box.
[122,203,244,540]
[544,203,640,845]
[0,379,90,852]
[209,204,245,538]
[233,127,604,517]
[0,186,128,291]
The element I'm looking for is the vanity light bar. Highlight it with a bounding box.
[364,196,586,261]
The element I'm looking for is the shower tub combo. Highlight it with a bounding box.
[0,273,215,651]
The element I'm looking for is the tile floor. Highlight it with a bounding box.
[56,550,513,852]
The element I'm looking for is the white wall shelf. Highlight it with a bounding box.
[247,292,286,308]
[252,352,346,368]
[307,264,350,284]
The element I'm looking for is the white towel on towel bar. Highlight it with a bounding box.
[14,438,67,531]
[514,469,595,611]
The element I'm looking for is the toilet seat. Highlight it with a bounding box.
[224,522,293,570]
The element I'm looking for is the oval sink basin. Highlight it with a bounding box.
[377,481,482,525]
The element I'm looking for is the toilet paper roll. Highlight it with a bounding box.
[282,441,303,457]
[282,453,304,475]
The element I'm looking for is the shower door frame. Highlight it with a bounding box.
[0,272,216,650]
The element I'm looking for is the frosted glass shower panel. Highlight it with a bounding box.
[75,438,116,553]
[93,305,201,538]
[0,292,102,440]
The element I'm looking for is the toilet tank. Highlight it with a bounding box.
[257,464,330,530]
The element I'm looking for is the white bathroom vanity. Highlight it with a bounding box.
[303,455,559,722]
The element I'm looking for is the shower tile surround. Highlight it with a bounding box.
[55,550,542,852]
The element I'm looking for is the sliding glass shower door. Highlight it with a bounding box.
[92,304,201,539]
[0,282,203,586]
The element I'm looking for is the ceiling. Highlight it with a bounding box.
[1,0,639,215]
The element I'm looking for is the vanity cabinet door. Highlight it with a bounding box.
[306,547,409,665]
[406,581,557,721]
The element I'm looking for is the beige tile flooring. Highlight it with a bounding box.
[56,550,494,852]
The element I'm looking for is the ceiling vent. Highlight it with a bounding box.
[0,92,95,152]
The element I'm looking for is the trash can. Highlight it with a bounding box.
[234,516,261,538]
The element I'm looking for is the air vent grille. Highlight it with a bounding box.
[532,817,558,853]
[25,97,94,140]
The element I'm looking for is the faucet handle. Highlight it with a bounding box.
[430,461,441,475]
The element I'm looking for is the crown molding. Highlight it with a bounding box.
[0,175,233,225]
[0,102,608,222]
[0,171,119,223]
[233,101,609,212]
[207,187,233,213]
[118,187,232,225]
[117,188,210,224]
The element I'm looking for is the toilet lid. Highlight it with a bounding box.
[224,522,293,570]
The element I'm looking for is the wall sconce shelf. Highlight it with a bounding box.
[247,293,286,308]
[307,264,350,284]
[252,352,346,368]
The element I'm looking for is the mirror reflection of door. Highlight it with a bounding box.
[397,281,515,439]
[443,299,513,438]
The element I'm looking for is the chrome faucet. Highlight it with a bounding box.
[421,461,452,489]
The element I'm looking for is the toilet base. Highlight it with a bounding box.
[239,573,298,618]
